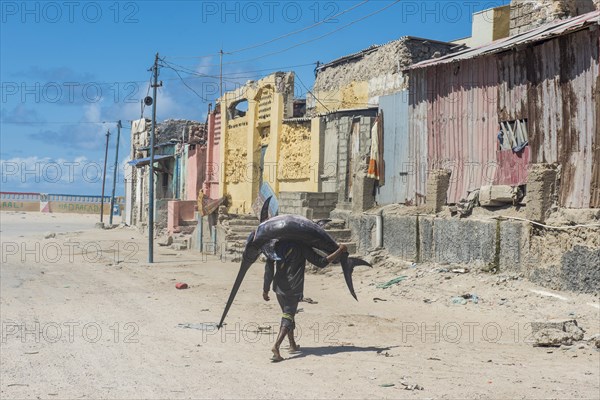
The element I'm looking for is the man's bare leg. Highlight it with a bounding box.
[271,326,288,362]
[287,330,300,352]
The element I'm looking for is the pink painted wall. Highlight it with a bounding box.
[186,146,206,201]
[167,200,197,234]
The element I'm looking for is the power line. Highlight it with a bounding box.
[227,0,370,54]
[160,60,212,102]
[1,121,132,128]
[189,1,401,68]
[295,74,330,113]
[164,1,369,60]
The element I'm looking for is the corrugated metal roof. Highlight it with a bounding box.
[287,107,378,122]
[408,10,600,70]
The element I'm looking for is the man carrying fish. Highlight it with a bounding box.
[263,241,347,362]
[217,197,371,361]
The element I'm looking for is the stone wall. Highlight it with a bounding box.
[509,0,597,35]
[278,192,337,219]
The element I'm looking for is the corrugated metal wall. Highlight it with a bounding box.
[410,55,499,204]
[408,69,429,205]
[377,90,412,204]
[408,28,598,208]
[497,28,599,208]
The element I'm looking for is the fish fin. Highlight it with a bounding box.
[261,240,281,261]
[348,257,372,269]
[315,219,332,227]
[339,254,372,301]
[259,196,272,223]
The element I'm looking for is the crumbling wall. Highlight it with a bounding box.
[155,119,204,144]
[224,114,249,186]
[309,37,455,114]
[526,222,600,293]
[425,169,451,214]
[509,0,596,35]
[279,122,312,181]
[526,163,559,223]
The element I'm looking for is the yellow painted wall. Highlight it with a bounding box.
[48,201,112,214]
[312,81,369,114]
[0,201,39,212]
[219,73,303,214]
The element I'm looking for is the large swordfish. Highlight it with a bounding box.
[217,197,371,329]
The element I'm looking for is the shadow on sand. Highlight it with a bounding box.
[287,345,398,360]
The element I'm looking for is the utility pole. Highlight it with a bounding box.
[148,53,162,263]
[109,120,122,226]
[100,129,110,224]
[219,49,223,99]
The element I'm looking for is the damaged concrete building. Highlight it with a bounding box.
[308,36,457,115]
[334,6,600,293]
[124,118,206,234]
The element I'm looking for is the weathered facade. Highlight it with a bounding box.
[215,72,308,214]
[405,10,600,208]
[309,37,457,115]
[126,119,206,231]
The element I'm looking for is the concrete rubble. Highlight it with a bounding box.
[532,319,586,347]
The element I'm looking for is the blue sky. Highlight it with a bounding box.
[0,0,509,195]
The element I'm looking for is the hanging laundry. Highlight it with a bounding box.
[367,112,385,186]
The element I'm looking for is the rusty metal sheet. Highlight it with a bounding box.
[419,55,499,204]
[408,69,429,205]
[497,28,599,208]
[494,147,530,186]
[409,24,598,208]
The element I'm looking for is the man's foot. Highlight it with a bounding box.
[288,343,301,353]
[271,346,284,362]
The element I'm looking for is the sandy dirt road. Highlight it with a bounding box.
[1,212,599,399]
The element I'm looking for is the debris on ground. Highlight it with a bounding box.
[301,297,318,304]
[373,297,387,302]
[376,276,408,289]
[451,297,468,305]
[452,268,469,274]
[451,293,479,305]
[175,282,189,289]
[532,319,585,347]
[586,334,600,348]
[400,382,424,391]
[44,232,56,239]
[177,323,218,331]
[159,236,174,246]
